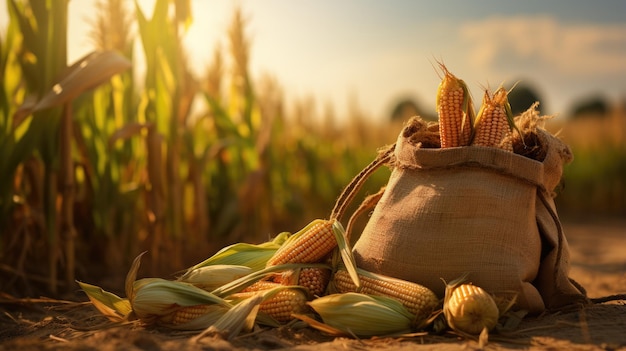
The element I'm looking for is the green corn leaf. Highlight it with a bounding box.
[13,50,131,128]
[332,220,360,290]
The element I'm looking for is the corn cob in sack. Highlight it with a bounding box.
[345,108,586,314]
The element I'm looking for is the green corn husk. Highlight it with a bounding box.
[178,264,253,291]
[331,220,360,290]
[307,292,415,337]
[187,232,290,272]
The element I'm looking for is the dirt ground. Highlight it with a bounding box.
[1,219,624,351]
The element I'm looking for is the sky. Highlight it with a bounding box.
[1,0,625,121]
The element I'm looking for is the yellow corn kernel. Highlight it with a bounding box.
[472,87,515,151]
[333,268,439,327]
[276,267,332,297]
[436,63,475,148]
[297,267,331,297]
[168,304,217,326]
[266,220,337,266]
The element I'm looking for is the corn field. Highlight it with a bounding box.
[0,0,623,298]
[0,0,395,296]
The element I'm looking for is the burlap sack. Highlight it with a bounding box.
[351,116,587,314]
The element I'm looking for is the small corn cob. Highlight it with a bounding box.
[436,63,475,148]
[333,268,439,327]
[444,282,499,335]
[276,267,332,297]
[297,267,331,297]
[239,281,309,323]
[472,87,515,151]
[266,219,337,266]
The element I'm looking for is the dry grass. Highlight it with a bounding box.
[547,105,626,218]
[549,105,625,150]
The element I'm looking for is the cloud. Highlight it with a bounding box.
[460,15,626,77]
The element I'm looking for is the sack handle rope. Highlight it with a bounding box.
[330,144,395,222]
[344,186,386,241]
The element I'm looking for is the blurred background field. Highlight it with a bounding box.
[0,0,624,298]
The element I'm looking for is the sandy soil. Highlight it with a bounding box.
[1,219,625,351]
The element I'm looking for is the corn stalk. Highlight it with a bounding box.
[6,0,68,294]
[135,0,196,274]
[0,2,25,224]
[13,50,131,291]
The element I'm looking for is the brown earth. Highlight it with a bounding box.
[1,219,625,351]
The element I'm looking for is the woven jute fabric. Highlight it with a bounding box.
[352,118,586,314]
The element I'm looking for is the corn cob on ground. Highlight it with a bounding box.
[306,292,415,337]
[333,268,439,328]
[444,282,500,335]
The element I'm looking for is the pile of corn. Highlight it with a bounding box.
[79,64,530,342]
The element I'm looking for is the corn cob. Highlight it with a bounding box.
[122,253,258,332]
[444,282,499,335]
[472,87,515,151]
[333,268,439,327]
[276,267,332,297]
[266,219,337,266]
[307,292,414,337]
[130,278,234,330]
[296,267,331,297]
[239,281,309,323]
[436,63,475,148]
